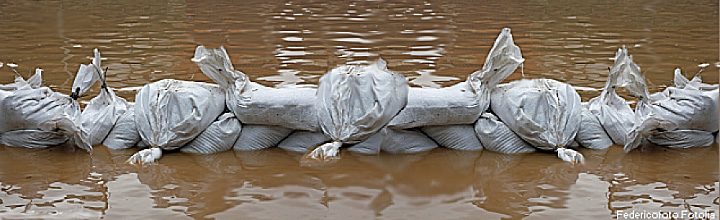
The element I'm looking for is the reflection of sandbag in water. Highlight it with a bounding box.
[388,28,524,129]
[475,112,535,154]
[192,46,318,131]
[491,78,584,163]
[308,59,409,161]
[421,125,482,151]
[575,105,613,150]
[233,125,292,151]
[128,79,225,164]
[0,69,91,151]
[102,104,140,150]
[182,113,241,154]
[349,128,438,154]
[73,49,130,146]
[277,131,330,153]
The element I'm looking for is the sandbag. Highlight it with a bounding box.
[277,131,330,153]
[308,59,409,161]
[102,104,140,150]
[128,79,225,164]
[490,79,584,163]
[349,128,438,154]
[575,105,613,150]
[192,46,318,131]
[0,68,43,91]
[421,125,482,151]
[647,130,715,148]
[75,49,130,146]
[0,129,68,149]
[233,125,292,151]
[474,112,535,154]
[182,113,241,154]
[388,28,524,128]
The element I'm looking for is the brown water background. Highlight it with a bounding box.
[0,0,718,219]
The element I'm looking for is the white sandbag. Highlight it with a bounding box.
[490,79,584,164]
[192,46,318,131]
[0,72,91,151]
[673,68,719,91]
[308,59,409,161]
[277,131,330,153]
[0,129,68,149]
[388,28,524,128]
[233,125,292,151]
[576,105,613,150]
[421,125,482,151]
[70,49,102,99]
[0,68,43,91]
[474,112,535,154]
[102,105,140,150]
[182,113,241,154]
[129,79,225,164]
[647,130,715,148]
[75,49,130,146]
[349,128,438,154]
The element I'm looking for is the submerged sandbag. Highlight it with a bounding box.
[75,49,130,146]
[308,59,409,161]
[491,79,584,163]
[421,125,482,151]
[0,129,68,149]
[575,105,613,150]
[388,28,524,128]
[646,130,715,148]
[192,46,318,131]
[102,104,140,150]
[474,113,535,154]
[233,125,292,151]
[182,113,241,154]
[349,128,438,154]
[128,79,225,164]
[277,131,330,153]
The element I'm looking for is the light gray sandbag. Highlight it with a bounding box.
[0,69,91,151]
[128,79,225,164]
[308,59,409,161]
[233,125,292,151]
[0,68,43,91]
[0,129,68,149]
[421,125,482,151]
[192,46,318,131]
[102,104,140,150]
[388,28,524,129]
[349,128,438,154]
[277,131,330,153]
[491,79,584,164]
[74,49,130,146]
[576,105,613,150]
[647,130,715,148]
[182,113,241,154]
[475,112,535,154]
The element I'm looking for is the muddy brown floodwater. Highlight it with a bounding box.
[0,0,718,219]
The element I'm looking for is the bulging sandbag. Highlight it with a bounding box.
[490,79,584,164]
[75,49,130,146]
[128,79,225,164]
[0,129,68,149]
[0,69,91,152]
[646,129,715,148]
[102,104,140,150]
[277,131,330,153]
[421,125,482,151]
[182,113,241,154]
[349,128,438,154]
[388,28,524,129]
[192,46,318,131]
[308,59,409,161]
[474,112,535,154]
[575,105,613,150]
[233,125,292,151]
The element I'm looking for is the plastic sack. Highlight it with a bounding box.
[102,104,140,150]
[74,49,130,146]
[646,130,715,148]
[575,104,613,150]
[490,79,584,164]
[277,131,330,153]
[0,129,68,149]
[181,113,241,154]
[349,128,438,154]
[233,125,292,151]
[421,125,482,151]
[388,28,524,128]
[0,69,91,151]
[307,59,409,161]
[474,112,535,154]
[128,79,225,164]
[192,46,318,131]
